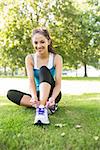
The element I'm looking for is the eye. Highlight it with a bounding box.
[40,40,45,43]
[34,41,38,44]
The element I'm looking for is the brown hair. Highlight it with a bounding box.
[32,28,56,54]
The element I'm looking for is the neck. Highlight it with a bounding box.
[36,52,49,59]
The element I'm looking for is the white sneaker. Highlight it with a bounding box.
[34,105,50,125]
[48,103,58,115]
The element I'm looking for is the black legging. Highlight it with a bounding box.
[7,66,62,105]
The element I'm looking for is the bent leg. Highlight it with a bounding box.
[20,95,32,107]
[7,89,32,107]
[39,82,51,105]
[49,89,62,103]
[39,66,55,105]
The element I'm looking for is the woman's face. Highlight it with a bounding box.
[32,33,50,55]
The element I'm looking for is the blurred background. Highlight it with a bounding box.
[0,0,99,77]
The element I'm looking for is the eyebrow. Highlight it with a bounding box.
[34,40,45,43]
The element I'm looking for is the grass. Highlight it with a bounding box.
[0,76,100,81]
[62,76,100,81]
[0,75,27,79]
[0,93,100,150]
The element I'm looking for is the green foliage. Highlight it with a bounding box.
[0,0,99,76]
[63,0,100,76]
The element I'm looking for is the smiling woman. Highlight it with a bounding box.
[7,28,63,125]
[32,33,50,55]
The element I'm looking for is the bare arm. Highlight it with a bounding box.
[50,54,63,100]
[25,54,37,100]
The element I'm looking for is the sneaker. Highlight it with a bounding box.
[48,103,58,115]
[34,105,50,125]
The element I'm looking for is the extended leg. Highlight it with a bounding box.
[7,90,32,107]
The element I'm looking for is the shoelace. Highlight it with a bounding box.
[38,107,45,115]
[46,101,57,114]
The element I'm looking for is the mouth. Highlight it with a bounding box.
[37,48,44,52]
[38,49,43,52]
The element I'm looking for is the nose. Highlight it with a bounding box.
[37,43,41,49]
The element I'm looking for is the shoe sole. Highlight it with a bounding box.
[34,120,50,125]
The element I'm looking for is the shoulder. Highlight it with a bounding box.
[25,54,34,66]
[55,54,62,60]
[54,54,63,65]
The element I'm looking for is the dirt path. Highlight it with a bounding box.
[0,78,100,96]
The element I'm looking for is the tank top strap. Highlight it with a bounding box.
[52,53,55,66]
[47,53,55,69]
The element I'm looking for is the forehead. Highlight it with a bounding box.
[32,33,47,41]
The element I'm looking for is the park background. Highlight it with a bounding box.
[0,0,100,150]
[0,0,99,77]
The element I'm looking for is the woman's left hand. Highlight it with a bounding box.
[48,97,55,107]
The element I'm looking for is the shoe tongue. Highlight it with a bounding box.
[39,104,44,108]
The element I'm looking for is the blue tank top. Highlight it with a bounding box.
[32,53,56,91]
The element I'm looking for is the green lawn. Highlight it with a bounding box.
[62,76,100,81]
[0,76,100,81]
[0,94,100,150]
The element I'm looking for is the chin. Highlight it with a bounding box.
[38,50,45,54]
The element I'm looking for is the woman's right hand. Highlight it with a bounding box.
[30,96,39,107]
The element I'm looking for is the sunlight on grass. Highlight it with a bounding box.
[0,96,15,106]
[0,94,100,150]
[0,103,13,106]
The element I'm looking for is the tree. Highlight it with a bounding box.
[75,0,100,76]
[62,0,100,76]
[1,0,99,77]
[0,0,34,75]
[0,0,79,75]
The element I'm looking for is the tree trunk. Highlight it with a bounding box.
[24,67,27,76]
[11,68,14,76]
[84,63,88,77]
[4,66,7,76]
[75,64,78,77]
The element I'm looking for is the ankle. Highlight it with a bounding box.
[39,104,44,108]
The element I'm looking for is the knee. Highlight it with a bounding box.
[7,89,21,105]
[7,90,13,100]
[39,66,51,77]
[40,66,48,69]
[40,66,48,72]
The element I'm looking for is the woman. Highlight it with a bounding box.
[7,28,63,125]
